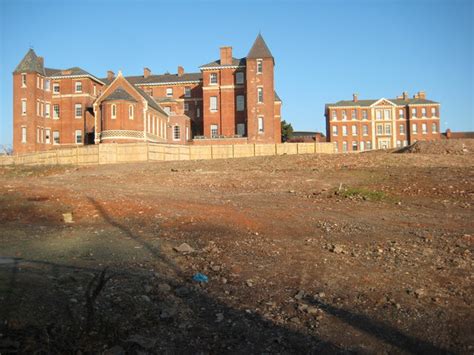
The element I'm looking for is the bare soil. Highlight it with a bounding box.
[0,149,473,354]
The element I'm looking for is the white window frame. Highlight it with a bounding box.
[93,85,97,96]
[342,141,348,152]
[53,131,60,145]
[421,107,427,117]
[236,95,245,111]
[75,130,82,144]
[377,124,383,135]
[210,124,218,138]
[21,126,27,143]
[75,104,82,119]
[21,73,27,88]
[210,73,218,85]
[412,123,417,133]
[384,109,391,120]
[422,123,427,134]
[184,87,191,98]
[385,123,391,135]
[362,124,368,136]
[53,83,60,94]
[40,78,44,90]
[432,123,437,133]
[342,110,347,120]
[184,102,189,111]
[351,125,357,136]
[411,108,417,117]
[45,129,51,144]
[257,59,263,74]
[431,107,437,117]
[111,104,116,119]
[53,104,60,119]
[173,125,180,141]
[129,105,134,120]
[236,71,244,84]
[342,125,347,136]
[75,81,82,93]
[258,116,264,133]
[186,126,189,140]
[332,111,337,120]
[210,96,218,112]
[257,87,263,103]
[21,99,27,116]
[332,125,338,136]
[351,110,356,120]
[45,79,50,91]
[45,103,50,118]
[362,110,368,120]
[399,124,405,135]
[166,87,173,97]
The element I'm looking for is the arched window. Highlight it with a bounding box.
[129,105,134,120]
[111,104,116,119]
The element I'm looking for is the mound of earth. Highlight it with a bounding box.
[398,139,474,155]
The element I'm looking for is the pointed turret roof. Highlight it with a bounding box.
[14,49,45,75]
[102,86,138,103]
[247,34,273,59]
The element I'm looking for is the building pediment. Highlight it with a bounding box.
[371,98,396,107]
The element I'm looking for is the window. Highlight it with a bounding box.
[342,110,347,120]
[431,107,437,117]
[411,108,417,117]
[362,110,367,120]
[93,85,97,96]
[40,102,44,117]
[45,103,50,118]
[166,87,173,97]
[399,124,405,135]
[53,104,60,119]
[53,83,60,94]
[186,126,189,140]
[75,104,82,118]
[342,141,348,152]
[351,110,356,120]
[421,107,427,116]
[384,109,391,120]
[211,124,218,138]
[37,77,40,89]
[332,126,338,136]
[164,107,171,114]
[21,127,27,143]
[111,104,116,119]
[236,71,244,84]
[352,141,358,151]
[37,128,40,143]
[53,131,60,144]
[412,123,417,133]
[184,87,191,97]
[385,124,391,135]
[184,102,189,111]
[432,123,437,133]
[237,123,245,136]
[21,73,27,87]
[422,123,427,134]
[360,141,365,151]
[210,96,218,111]
[342,125,347,136]
[45,129,50,144]
[40,128,44,143]
[352,125,357,136]
[129,105,134,119]
[40,78,44,90]
[376,110,382,120]
[21,99,27,115]
[397,140,401,148]
[332,111,337,120]
[257,59,263,74]
[366,141,372,150]
[75,130,82,144]
[377,124,383,135]
[258,116,264,133]
[362,124,368,136]
[173,126,181,141]
[257,87,263,103]
[36,101,40,116]
[197,107,200,118]
[399,109,404,118]
[75,81,82,93]
[45,79,50,91]
[236,95,245,111]
[210,73,218,85]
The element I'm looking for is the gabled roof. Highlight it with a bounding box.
[13,49,45,75]
[102,86,138,102]
[200,57,246,69]
[116,72,203,86]
[133,83,168,115]
[247,34,273,59]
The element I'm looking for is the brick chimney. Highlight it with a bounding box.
[402,91,409,100]
[220,46,233,65]
[107,70,115,80]
[353,93,358,102]
[37,56,44,68]
[144,67,151,78]
[418,91,426,99]
[177,66,184,77]
[446,128,452,139]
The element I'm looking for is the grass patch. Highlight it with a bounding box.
[335,186,386,201]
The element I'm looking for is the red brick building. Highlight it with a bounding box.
[325,92,441,152]
[12,34,282,153]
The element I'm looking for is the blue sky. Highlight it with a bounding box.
[0,0,472,145]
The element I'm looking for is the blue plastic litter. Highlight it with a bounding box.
[192,273,208,283]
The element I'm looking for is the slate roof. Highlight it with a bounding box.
[133,83,168,115]
[154,97,178,103]
[102,86,137,102]
[275,91,282,102]
[101,72,202,86]
[14,49,45,75]
[247,34,273,59]
[200,57,246,69]
[327,98,439,107]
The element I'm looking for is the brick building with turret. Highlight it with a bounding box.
[12,34,282,153]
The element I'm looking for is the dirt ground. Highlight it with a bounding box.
[0,147,473,353]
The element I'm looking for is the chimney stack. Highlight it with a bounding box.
[353,93,358,102]
[37,56,44,68]
[402,91,409,100]
[144,67,151,78]
[446,128,452,139]
[418,91,426,99]
[177,66,184,77]
[107,70,115,80]
[220,46,233,65]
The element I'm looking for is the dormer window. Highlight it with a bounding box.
[210,73,218,85]
[129,105,134,120]
[21,73,27,87]
[75,81,82,93]
[257,59,263,74]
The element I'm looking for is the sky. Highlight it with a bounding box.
[0,0,472,145]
